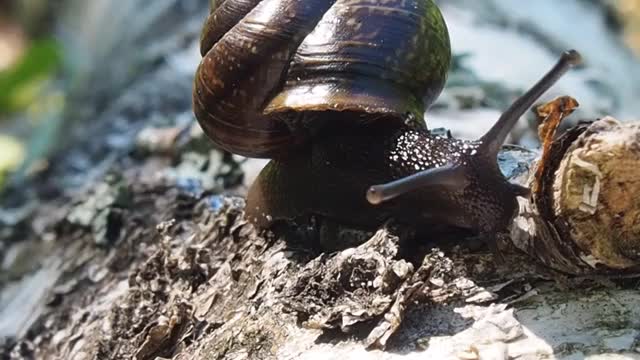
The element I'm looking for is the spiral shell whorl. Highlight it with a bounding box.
[193,0,451,158]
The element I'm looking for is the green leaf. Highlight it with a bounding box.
[0,39,62,113]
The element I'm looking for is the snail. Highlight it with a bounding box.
[193,0,581,241]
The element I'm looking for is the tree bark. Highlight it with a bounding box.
[2,1,640,359]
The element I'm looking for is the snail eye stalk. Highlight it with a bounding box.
[366,50,582,205]
[480,50,582,158]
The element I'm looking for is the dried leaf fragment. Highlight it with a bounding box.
[533,96,579,195]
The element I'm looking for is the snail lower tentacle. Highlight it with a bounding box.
[366,164,467,205]
[366,50,583,208]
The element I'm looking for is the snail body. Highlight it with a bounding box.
[193,0,581,239]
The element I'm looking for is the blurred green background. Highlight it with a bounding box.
[0,0,639,191]
[0,0,195,190]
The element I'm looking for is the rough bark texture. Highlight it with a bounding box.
[512,116,640,275]
[2,1,640,359]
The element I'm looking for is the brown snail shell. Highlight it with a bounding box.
[193,0,451,158]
